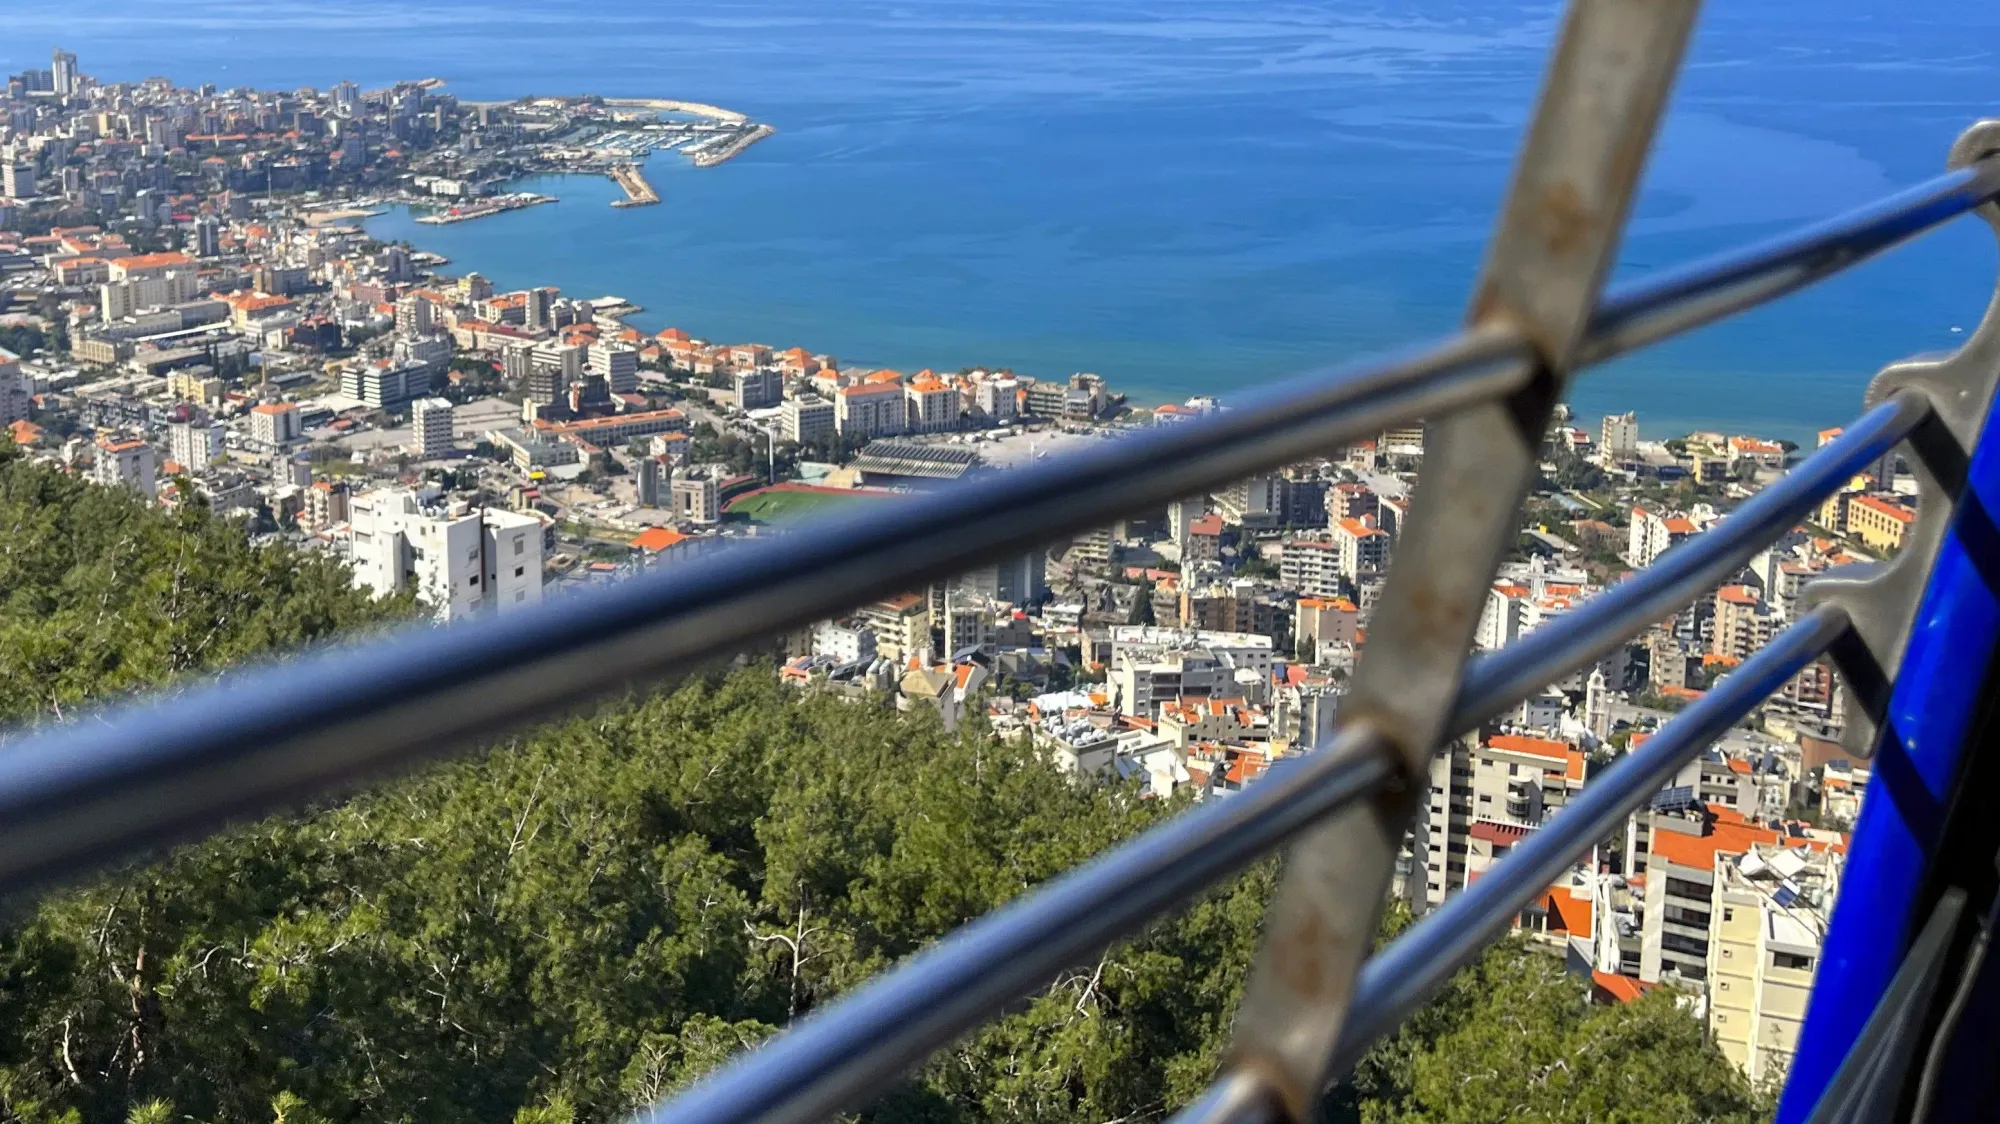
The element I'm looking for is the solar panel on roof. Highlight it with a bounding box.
[1651,785,1699,813]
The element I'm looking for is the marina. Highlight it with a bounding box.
[414,192,556,225]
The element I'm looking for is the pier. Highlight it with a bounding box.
[608,163,660,208]
[691,124,775,168]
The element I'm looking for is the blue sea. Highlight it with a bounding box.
[7,0,1996,441]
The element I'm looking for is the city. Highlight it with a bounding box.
[0,41,1937,1121]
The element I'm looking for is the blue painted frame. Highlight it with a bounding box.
[1778,403,2000,1123]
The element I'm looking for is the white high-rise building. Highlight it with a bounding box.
[1601,411,1639,461]
[92,435,156,497]
[248,402,302,450]
[347,489,545,621]
[0,346,30,425]
[589,341,640,394]
[2,154,35,201]
[52,49,79,97]
[167,417,224,476]
[781,395,836,444]
[413,397,455,458]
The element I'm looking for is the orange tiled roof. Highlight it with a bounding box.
[1486,733,1570,763]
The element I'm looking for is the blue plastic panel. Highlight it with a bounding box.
[1777,408,2000,1123]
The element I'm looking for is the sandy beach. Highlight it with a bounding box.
[601,97,747,124]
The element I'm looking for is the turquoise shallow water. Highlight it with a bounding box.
[8,0,1997,441]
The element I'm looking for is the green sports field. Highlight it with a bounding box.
[725,486,894,526]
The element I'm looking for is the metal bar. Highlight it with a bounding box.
[1217,1,1700,1118]
[1781,120,2000,1124]
[1799,889,1966,1124]
[0,153,1983,903]
[1451,390,1931,729]
[1320,606,1852,1080]
[1580,157,2000,367]
[644,400,1920,1120]
[639,730,1396,1124]
[0,331,1528,899]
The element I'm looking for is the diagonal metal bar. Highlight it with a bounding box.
[639,365,1913,1124]
[1452,390,1930,728]
[1324,606,1852,1079]
[1210,2,1700,1120]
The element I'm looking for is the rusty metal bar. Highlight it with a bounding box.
[1207,1,1702,1120]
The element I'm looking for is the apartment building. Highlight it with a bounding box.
[1628,506,1697,566]
[167,416,223,476]
[1713,584,1773,661]
[247,401,301,450]
[1295,596,1359,649]
[671,468,722,526]
[1846,493,1915,553]
[1708,844,1841,1083]
[1412,732,1588,911]
[1106,626,1274,719]
[973,377,1018,424]
[781,395,836,444]
[1280,538,1344,598]
[1634,802,1841,988]
[590,341,640,394]
[347,488,544,621]
[304,479,350,530]
[1331,516,1392,583]
[412,397,455,459]
[92,434,156,496]
[905,373,960,433]
[1179,577,1286,639]
[734,366,782,411]
[856,593,930,663]
[835,380,907,439]
[1601,410,1638,461]
[340,359,433,409]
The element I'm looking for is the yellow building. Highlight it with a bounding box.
[1846,493,1915,553]
[1707,844,1840,1084]
[167,368,225,405]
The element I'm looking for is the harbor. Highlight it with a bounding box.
[414,192,556,225]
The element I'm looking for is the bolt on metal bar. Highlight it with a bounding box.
[1452,390,1931,729]
[1319,605,1853,1083]
[1217,0,1701,1117]
[0,154,1984,906]
[640,729,1397,1124]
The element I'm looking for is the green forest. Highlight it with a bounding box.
[0,446,1768,1123]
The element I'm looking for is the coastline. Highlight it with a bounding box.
[601,97,748,124]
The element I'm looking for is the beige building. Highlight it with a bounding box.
[1411,732,1587,911]
[1600,410,1638,461]
[1846,493,1915,553]
[905,373,960,434]
[856,593,929,664]
[1294,596,1358,649]
[834,380,907,439]
[1712,584,1770,660]
[1707,844,1840,1084]
[248,401,302,450]
[1330,516,1392,584]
